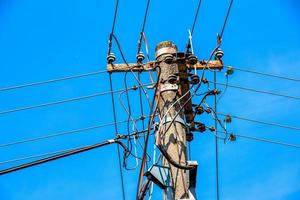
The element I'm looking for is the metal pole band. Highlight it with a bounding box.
[155,41,177,59]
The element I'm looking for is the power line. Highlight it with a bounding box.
[0,138,128,175]
[226,66,300,83]
[107,0,119,55]
[137,0,151,55]
[0,70,107,93]
[209,81,300,100]
[0,116,147,148]
[186,0,202,52]
[190,0,202,35]
[109,73,126,200]
[219,0,234,39]
[0,84,150,116]
[213,71,220,200]
[217,112,300,131]
[217,130,300,149]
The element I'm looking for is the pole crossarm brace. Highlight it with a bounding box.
[106,59,223,73]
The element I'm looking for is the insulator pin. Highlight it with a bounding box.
[136,52,145,63]
[107,53,116,64]
[190,74,200,85]
[187,54,198,65]
[214,48,224,60]
[164,54,175,64]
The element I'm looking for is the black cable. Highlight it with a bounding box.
[219,0,234,42]
[217,130,300,149]
[227,66,300,83]
[191,0,202,35]
[0,138,128,175]
[209,81,300,100]
[213,72,220,200]
[217,112,300,131]
[109,73,126,200]
[0,84,150,116]
[138,73,146,137]
[216,74,228,104]
[111,34,152,110]
[156,144,195,170]
[186,0,202,52]
[0,70,107,93]
[0,130,148,166]
[136,66,160,199]
[137,0,151,55]
[107,0,119,55]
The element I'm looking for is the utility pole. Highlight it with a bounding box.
[155,41,189,199]
[107,40,223,199]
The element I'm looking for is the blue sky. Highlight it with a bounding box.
[0,0,300,199]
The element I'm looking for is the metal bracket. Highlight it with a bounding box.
[161,116,186,126]
[160,83,179,93]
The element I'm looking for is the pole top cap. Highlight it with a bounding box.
[155,41,177,59]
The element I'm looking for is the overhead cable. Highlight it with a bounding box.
[217,130,300,149]
[0,70,107,93]
[0,138,128,175]
[0,84,151,116]
[217,112,300,131]
[0,116,148,148]
[227,66,300,83]
[209,81,300,100]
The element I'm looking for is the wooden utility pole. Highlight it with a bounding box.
[155,41,189,199]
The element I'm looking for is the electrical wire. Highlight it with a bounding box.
[136,66,160,199]
[0,116,148,148]
[119,88,140,170]
[107,0,119,55]
[109,73,126,200]
[209,81,300,100]
[226,66,300,83]
[0,138,129,175]
[0,70,107,93]
[217,130,300,149]
[219,0,234,40]
[213,72,220,200]
[217,112,300,131]
[186,0,202,52]
[0,84,151,116]
[137,0,151,55]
